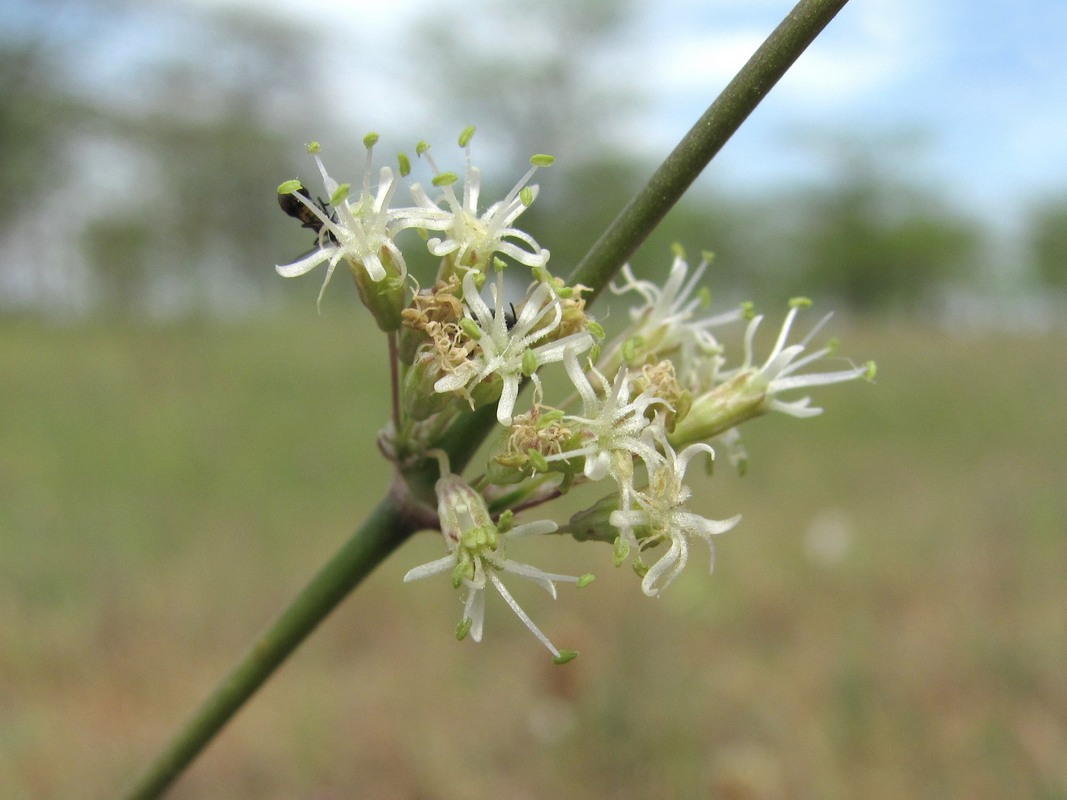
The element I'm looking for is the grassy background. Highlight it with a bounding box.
[1,312,1065,799]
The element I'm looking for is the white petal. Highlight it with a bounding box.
[276,248,333,278]
[489,574,560,657]
[403,555,457,582]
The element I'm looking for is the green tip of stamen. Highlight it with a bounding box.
[432,172,459,187]
[622,336,644,363]
[493,257,507,273]
[788,296,813,309]
[277,179,303,195]
[865,360,878,380]
[696,286,712,309]
[530,153,554,167]
[329,183,350,205]
[525,449,549,473]
[496,509,514,532]
[451,562,470,590]
[519,186,535,207]
[741,300,756,319]
[416,140,431,156]
[521,349,540,378]
[577,574,595,588]
[363,132,379,148]
[456,618,473,641]
[397,152,411,177]
[701,249,715,264]
[552,650,579,665]
[458,317,482,341]
[458,126,476,147]
[586,321,606,340]
[670,242,686,259]
[306,141,321,154]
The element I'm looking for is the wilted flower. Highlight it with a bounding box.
[433,270,594,425]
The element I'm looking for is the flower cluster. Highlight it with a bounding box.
[277,130,875,660]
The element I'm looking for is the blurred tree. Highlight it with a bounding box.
[1,1,335,316]
[776,149,984,314]
[411,0,661,281]
[414,0,639,167]
[1027,196,1067,292]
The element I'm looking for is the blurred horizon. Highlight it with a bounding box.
[2,0,1067,326]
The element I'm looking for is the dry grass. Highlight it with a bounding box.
[1,314,1065,799]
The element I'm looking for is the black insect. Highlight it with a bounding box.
[489,302,519,331]
[278,187,337,243]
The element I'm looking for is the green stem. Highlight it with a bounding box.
[567,0,851,299]
[119,0,849,796]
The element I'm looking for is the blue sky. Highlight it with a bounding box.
[7,0,1067,235]
[187,0,1060,237]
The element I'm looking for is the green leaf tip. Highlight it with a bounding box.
[277,179,303,195]
[552,650,579,665]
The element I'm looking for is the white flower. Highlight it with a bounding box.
[544,351,665,502]
[609,439,741,597]
[724,299,873,418]
[403,471,578,660]
[670,300,875,445]
[276,140,431,307]
[608,253,742,386]
[433,270,594,425]
[409,132,550,271]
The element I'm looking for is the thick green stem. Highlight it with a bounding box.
[568,0,851,298]
[119,0,850,796]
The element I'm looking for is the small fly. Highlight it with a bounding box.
[490,302,519,331]
[278,187,337,244]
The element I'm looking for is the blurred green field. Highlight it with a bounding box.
[1,312,1065,800]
